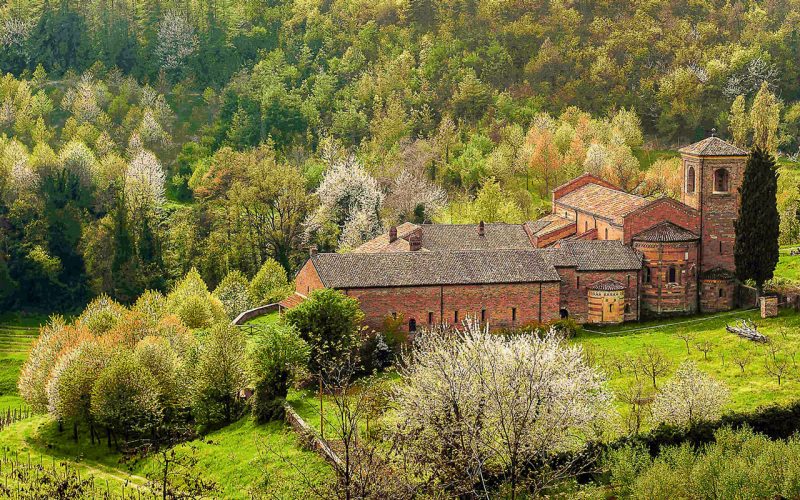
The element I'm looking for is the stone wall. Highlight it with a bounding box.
[700,278,736,312]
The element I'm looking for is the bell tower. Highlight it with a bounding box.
[678,132,748,312]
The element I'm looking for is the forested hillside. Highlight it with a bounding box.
[2,0,800,312]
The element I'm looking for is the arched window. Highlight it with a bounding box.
[409,318,417,332]
[719,288,725,298]
[668,266,677,283]
[714,169,730,193]
[686,166,696,194]
[624,304,631,314]
[584,221,589,232]
[643,267,651,284]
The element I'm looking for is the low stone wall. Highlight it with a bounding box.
[231,303,280,325]
[283,403,342,467]
[760,296,779,318]
[737,284,759,309]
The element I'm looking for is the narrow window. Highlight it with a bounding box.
[643,267,651,284]
[604,228,609,240]
[668,266,677,283]
[428,311,434,324]
[584,221,589,232]
[719,288,725,298]
[481,309,486,322]
[409,319,417,332]
[512,307,517,321]
[609,303,613,312]
[719,241,723,254]
[576,275,580,287]
[686,166,696,194]
[624,303,631,314]
[714,169,730,193]
[454,310,459,323]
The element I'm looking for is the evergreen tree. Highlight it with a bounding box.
[734,147,780,294]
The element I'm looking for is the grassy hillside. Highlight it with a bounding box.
[0,314,46,412]
[577,309,800,414]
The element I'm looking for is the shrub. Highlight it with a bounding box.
[284,288,364,374]
[248,324,309,422]
[75,294,126,334]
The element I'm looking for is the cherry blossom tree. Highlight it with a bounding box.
[155,11,199,72]
[125,149,166,211]
[651,361,728,427]
[305,148,384,250]
[394,319,613,497]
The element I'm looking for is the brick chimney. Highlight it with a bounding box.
[389,226,397,243]
[409,232,421,251]
[309,245,318,256]
[478,221,485,237]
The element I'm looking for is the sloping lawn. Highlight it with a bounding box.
[0,314,47,411]
[575,309,800,413]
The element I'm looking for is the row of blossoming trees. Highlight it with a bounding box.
[16,269,258,447]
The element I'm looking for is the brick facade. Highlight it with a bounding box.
[555,268,639,323]
[345,282,561,332]
[623,198,700,245]
[634,241,699,317]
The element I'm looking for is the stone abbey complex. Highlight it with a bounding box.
[282,136,749,330]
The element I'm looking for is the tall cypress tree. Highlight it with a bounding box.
[734,146,780,295]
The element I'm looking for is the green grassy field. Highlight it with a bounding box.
[776,246,800,281]
[576,309,800,414]
[0,314,46,412]
[246,310,281,326]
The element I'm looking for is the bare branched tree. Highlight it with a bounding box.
[732,348,753,374]
[676,331,696,355]
[638,345,671,389]
[696,340,714,361]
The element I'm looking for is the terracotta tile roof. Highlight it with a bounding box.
[632,222,699,242]
[700,267,736,280]
[353,222,419,253]
[555,183,649,225]
[420,224,534,251]
[310,250,560,288]
[588,278,626,291]
[279,293,306,308]
[678,137,747,156]
[543,240,642,271]
[525,214,574,236]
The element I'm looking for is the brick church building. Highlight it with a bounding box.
[281,136,749,330]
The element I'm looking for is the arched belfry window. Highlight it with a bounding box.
[686,166,696,194]
[714,169,730,193]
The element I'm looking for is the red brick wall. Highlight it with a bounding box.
[345,282,561,332]
[697,157,745,273]
[700,279,736,312]
[555,268,639,323]
[623,198,700,244]
[533,223,577,247]
[294,260,325,296]
[635,241,699,316]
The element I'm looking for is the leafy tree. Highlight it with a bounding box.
[248,323,309,422]
[213,270,252,319]
[729,94,749,147]
[750,82,782,153]
[284,288,364,374]
[91,350,162,441]
[191,323,247,426]
[735,147,780,295]
[249,258,289,306]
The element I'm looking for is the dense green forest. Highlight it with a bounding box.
[3,0,800,312]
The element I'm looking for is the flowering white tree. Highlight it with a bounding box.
[584,142,609,176]
[394,319,613,497]
[155,11,198,72]
[138,109,170,149]
[651,361,728,427]
[0,17,33,48]
[384,169,446,223]
[59,140,97,187]
[305,149,384,250]
[125,149,166,211]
